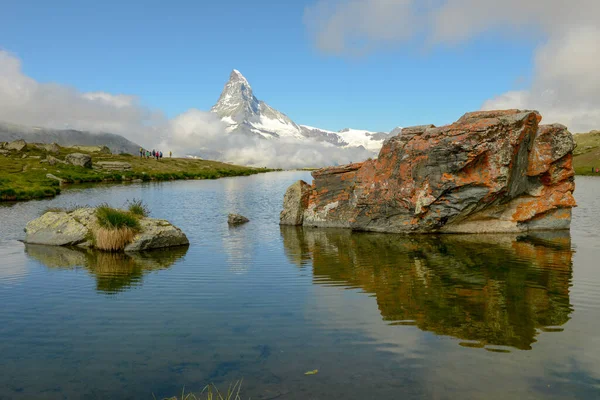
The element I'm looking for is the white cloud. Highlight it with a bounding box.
[0,50,371,168]
[305,0,600,131]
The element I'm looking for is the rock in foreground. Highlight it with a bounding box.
[25,208,189,251]
[281,110,576,233]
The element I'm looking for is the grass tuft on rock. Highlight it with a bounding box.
[94,227,137,252]
[96,203,141,230]
[94,204,141,251]
[127,198,150,217]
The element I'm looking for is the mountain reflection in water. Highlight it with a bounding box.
[281,227,573,351]
[24,244,189,294]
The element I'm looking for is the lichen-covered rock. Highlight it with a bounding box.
[228,213,249,226]
[280,180,311,225]
[95,161,132,171]
[65,153,92,168]
[282,110,576,234]
[124,219,189,252]
[24,212,88,246]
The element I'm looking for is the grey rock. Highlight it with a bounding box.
[65,153,92,168]
[280,180,311,226]
[24,207,189,252]
[0,149,9,156]
[228,213,250,226]
[46,155,66,166]
[24,212,88,246]
[95,161,132,171]
[32,142,60,154]
[125,218,189,252]
[5,139,27,152]
[46,174,65,185]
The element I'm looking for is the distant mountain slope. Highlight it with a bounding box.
[0,121,141,154]
[573,130,600,174]
[210,70,399,152]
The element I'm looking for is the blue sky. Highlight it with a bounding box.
[0,0,542,132]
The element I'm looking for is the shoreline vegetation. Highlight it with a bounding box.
[0,141,277,202]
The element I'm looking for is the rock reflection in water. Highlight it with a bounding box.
[24,245,189,294]
[281,227,573,351]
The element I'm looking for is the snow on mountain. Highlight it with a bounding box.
[211,70,399,153]
[337,128,393,152]
[211,70,305,140]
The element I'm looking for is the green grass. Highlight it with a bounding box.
[127,198,150,217]
[0,145,277,202]
[573,130,600,175]
[157,381,243,400]
[95,204,141,231]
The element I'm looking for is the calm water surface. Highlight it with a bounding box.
[1,172,599,399]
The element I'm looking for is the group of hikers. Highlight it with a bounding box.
[140,148,171,160]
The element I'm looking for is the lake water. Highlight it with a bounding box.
[1,172,599,399]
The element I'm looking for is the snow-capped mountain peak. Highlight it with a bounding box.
[210,69,398,149]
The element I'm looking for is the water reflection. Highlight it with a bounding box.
[24,245,189,294]
[281,227,573,351]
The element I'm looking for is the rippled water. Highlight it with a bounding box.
[1,173,599,399]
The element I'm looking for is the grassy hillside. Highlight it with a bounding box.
[0,143,274,201]
[573,130,600,175]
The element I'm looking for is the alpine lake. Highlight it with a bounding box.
[1,172,599,399]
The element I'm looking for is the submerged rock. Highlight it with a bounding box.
[281,110,576,233]
[65,153,92,168]
[228,213,249,226]
[24,208,189,252]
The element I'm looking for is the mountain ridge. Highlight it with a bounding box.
[0,120,141,155]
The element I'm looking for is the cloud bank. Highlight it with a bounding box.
[0,50,370,168]
[305,0,600,132]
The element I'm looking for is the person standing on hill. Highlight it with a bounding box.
[169,151,172,158]
[139,147,143,158]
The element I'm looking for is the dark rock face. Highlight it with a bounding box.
[281,110,576,233]
[228,213,249,226]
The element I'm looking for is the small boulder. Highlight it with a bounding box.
[124,218,189,252]
[46,155,66,166]
[65,153,92,168]
[228,213,249,226]
[0,149,9,157]
[46,174,65,185]
[24,212,88,246]
[95,161,132,171]
[42,143,61,154]
[5,139,27,152]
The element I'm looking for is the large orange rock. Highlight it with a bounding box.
[280,110,576,233]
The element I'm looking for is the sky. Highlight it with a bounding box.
[1,0,599,166]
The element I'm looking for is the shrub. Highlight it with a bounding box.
[126,198,150,217]
[96,204,141,230]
